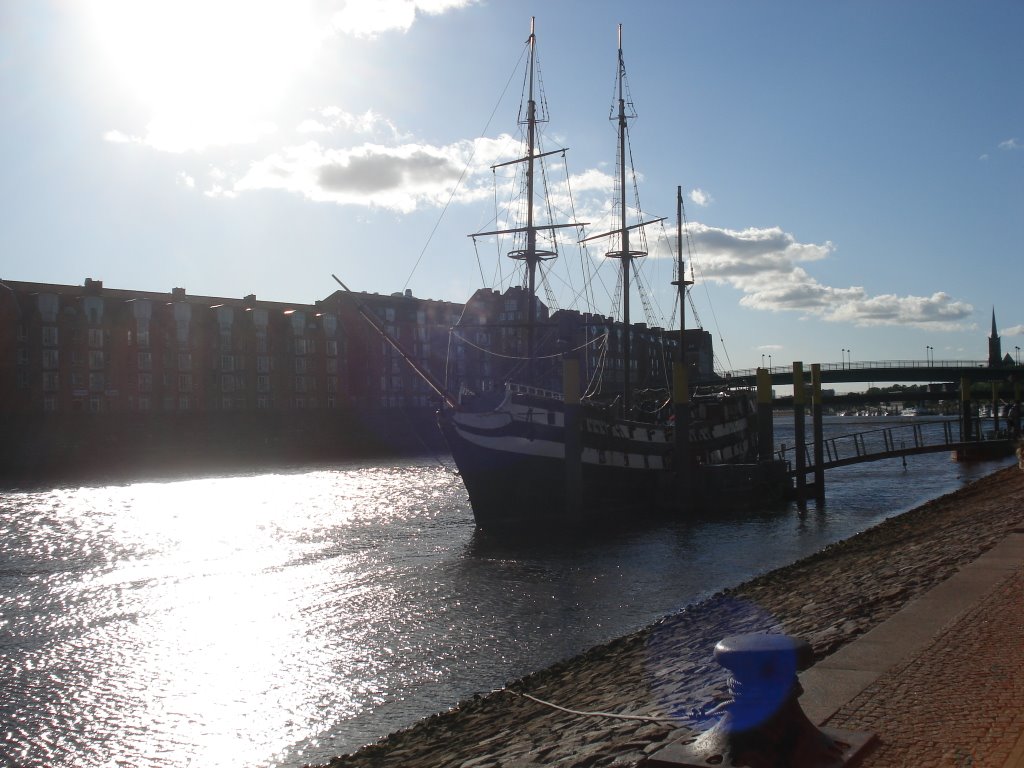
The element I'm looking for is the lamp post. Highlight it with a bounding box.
[768,354,772,369]
[1016,346,1020,366]
[841,348,846,368]
[761,353,765,368]
[926,345,933,366]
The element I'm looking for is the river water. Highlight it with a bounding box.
[0,416,1014,767]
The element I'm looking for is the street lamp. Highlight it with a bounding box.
[768,354,772,369]
[1016,346,1021,366]
[761,353,765,367]
[926,345,933,365]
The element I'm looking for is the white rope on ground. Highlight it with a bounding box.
[506,690,681,725]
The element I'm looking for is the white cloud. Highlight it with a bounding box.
[332,0,475,37]
[998,138,1021,150]
[103,130,135,144]
[688,188,713,207]
[671,223,974,330]
[1002,324,1024,337]
[176,172,195,188]
[234,135,511,212]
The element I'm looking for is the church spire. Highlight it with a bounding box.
[988,307,1002,367]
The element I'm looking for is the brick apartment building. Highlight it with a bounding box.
[0,277,716,478]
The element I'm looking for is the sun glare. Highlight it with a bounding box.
[84,0,322,151]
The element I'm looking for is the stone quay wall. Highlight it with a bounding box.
[319,464,1024,768]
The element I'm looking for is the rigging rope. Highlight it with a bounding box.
[450,328,608,360]
[403,41,529,293]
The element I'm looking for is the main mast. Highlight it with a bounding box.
[580,24,664,415]
[616,24,633,413]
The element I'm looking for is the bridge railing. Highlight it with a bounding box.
[724,359,989,380]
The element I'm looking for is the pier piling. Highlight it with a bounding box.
[793,362,806,506]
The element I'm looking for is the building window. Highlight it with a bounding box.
[178,353,192,371]
[326,377,337,393]
[256,375,270,393]
[42,326,58,346]
[294,357,307,374]
[294,376,307,393]
[138,373,152,393]
[89,373,104,391]
[221,374,234,393]
[221,354,234,371]
[89,396,103,413]
[256,333,268,355]
[138,352,152,370]
[179,395,190,410]
[256,356,270,373]
[88,328,103,348]
[42,372,59,391]
[257,396,269,409]
[43,396,57,412]
[17,348,29,365]
[178,374,192,392]
[326,358,337,374]
[222,396,233,409]
[89,351,104,370]
[42,349,59,369]
[326,339,338,357]
[138,396,151,411]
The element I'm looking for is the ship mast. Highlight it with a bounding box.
[469,17,583,380]
[673,186,694,368]
[580,24,664,415]
[616,24,633,413]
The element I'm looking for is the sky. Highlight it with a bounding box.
[1,0,1021,373]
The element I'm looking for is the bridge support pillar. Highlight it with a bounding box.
[793,362,806,506]
[960,376,973,441]
[756,368,773,463]
[811,364,825,504]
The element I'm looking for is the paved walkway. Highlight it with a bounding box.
[804,531,1024,768]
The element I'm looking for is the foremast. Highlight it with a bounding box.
[469,18,583,379]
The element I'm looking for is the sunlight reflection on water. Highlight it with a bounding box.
[0,428,1014,767]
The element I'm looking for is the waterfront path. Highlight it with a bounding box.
[321,464,1024,768]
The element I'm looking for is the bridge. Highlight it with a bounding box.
[722,358,1023,501]
[723,359,1023,387]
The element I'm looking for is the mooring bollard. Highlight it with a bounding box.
[644,633,875,767]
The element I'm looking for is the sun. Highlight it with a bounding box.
[82,0,322,152]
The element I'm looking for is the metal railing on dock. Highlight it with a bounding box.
[779,418,1012,474]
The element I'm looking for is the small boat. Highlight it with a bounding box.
[438,20,763,532]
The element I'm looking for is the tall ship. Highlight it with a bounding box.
[437,21,765,532]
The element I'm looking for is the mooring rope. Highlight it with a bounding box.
[506,690,683,725]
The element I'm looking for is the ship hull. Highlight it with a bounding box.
[439,388,759,531]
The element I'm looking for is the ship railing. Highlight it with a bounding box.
[506,382,565,401]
